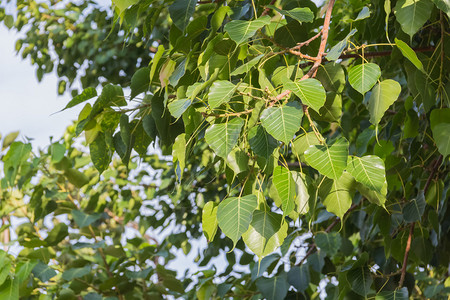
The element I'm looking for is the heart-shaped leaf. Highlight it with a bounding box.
[242,210,288,259]
[267,5,314,23]
[394,0,434,38]
[205,118,244,158]
[319,173,355,220]
[348,63,381,95]
[272,166,296,215]
[284,78,326,112]
[168,98,192,119]
[347,155,386,193]
[248,125,278,159]
[304,138,349,180]
[202,201,218,242]
[368,79,401,126]
[217,195,258,247]
[260,102,303,144]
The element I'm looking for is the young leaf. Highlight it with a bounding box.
[319,173,355,220]
[348,63,381,95]
[368,79,401,126]
[260,102,303,144]
[217,195,258,247]
[202,201,218,242]
[205,118,244,158]
[347,155,386,193]
[284,78,326,112]
[304,138,349,180]
[395,38,424,72]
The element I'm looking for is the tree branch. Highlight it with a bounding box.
[399,155,443,287]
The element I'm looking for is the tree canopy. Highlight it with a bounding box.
[0,0,449,299]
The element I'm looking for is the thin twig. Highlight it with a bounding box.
[260,0,277,17]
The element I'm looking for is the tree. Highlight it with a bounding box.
[0,0,449,299]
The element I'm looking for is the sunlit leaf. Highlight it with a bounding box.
[348,63,381,95]
[394,0,434,38]
[224,16,271,44]
[347,155,386,193]
[260,102,303,144]
[205,118,244,158]
[284,78,326,112]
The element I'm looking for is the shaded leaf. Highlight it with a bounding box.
[169,0,196,31]
[71,210,102,228]
[403,191,426,222]
[327,29,357,60]
[256,273,289,300]
[394,0,434,38]
[224,16,271,44]
[395,38,424,72]
[287,265,310,292]
[368,80,401,126]
[267,5,314,23]
[348,266,373,297]
[32,261,57,282]
[315,232,342,256]
[260,102,303,144]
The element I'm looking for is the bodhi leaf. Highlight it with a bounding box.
[172,134,186,181]
[71,210,102,228]
[272,166,296,216]
[291,171,309,216]
[432,123,450,158]
[319,172,355,220]
[242,210,288,259]
[368,79,401,126]
[316,62,346,93]
[403,191,426,222]
[284,78,326,112]
[375,288,409,300]
[255,273,289,300]
[304,138,349,180]
[395,38,425,72]
[168,98,192,119]
[327,29,357,60]
[169,0,196,32]
[287,265,310,292]
[32,261,57,282]
[224,16,271,44]
[347,266,373,297]
[292,132,321,158]
[61,87,97,111]
[348,63,381,95]
[208,80,236,108]
[0,278,18,300]
[202,202,218,242]
[230,55,263,76]
[315,232,342,256]
[205,118,244,158]
[217,195,258,247]
[394,0,434,38]
[248,125,278,159]
[347,155,386,193]
[260,102,303,144]
[130,67,150,99]
[89,132,111,174]
[267,5,314,23]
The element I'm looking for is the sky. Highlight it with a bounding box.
[0,26,82,148]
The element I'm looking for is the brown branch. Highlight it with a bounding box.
[338,46,435,60]
[260,0,277,17]
[201,109,253,118]
[292,30,323,50]
[399,155,443,287]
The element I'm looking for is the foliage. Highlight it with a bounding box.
[1,0,450,299]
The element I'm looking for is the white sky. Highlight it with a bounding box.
[0,26,82,148]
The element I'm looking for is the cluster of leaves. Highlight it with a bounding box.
[1,0,450,299]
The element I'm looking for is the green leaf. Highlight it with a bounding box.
[256,273,289,300]
[272,166,296,216]
[44,223,68,246]
[432,123,450,158]
[159,59,176,88]
[284,78,326,112]
[260,102,303,144]
[112,0,138,16]
[169,0,196,31]
[50,143,65,163]
[217,195,258,247]
[230,55,263,76]
[292,132,321,158]
[15,260,38,284]
[205,118,244,158]
[1,131,19,150]
[172,133,186,181]
[168,98,192,119]
[0,252,11,286]
[430,108,450,130]
[304,138,349,180]
[251,253,281,280]
[248,125,278,159]
[395,38,425,72]
[224,16,271,44]
[208,81,236,108]
[291,171,310,216]
[242,210,288,259]
[267,5,314,23]
[62,87,97,111]
[89,132,111,174]
[202,202,218,242]
[394,0,434,38]
[130,67,150,99]
[356,181,387,207]
[348,63,381,95]
[326,29,357,61]
[368,80,401,126]
[32,261,57,282]
[64,168,89,188]
[62,266,91,281]
[375,288,409,300]
[287,265,310,292]
[347,266,373,297]
[150,45,164,83]
[2,141,32,187]
[71,210,102,228]
[431,0,450,17]
[316,62,346,93]
[319,173,355,220]
[315,232,342,256]
[0,278,18,300]
[355,6,371,21]
[403,191,426,222]
[347,155,386,193]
